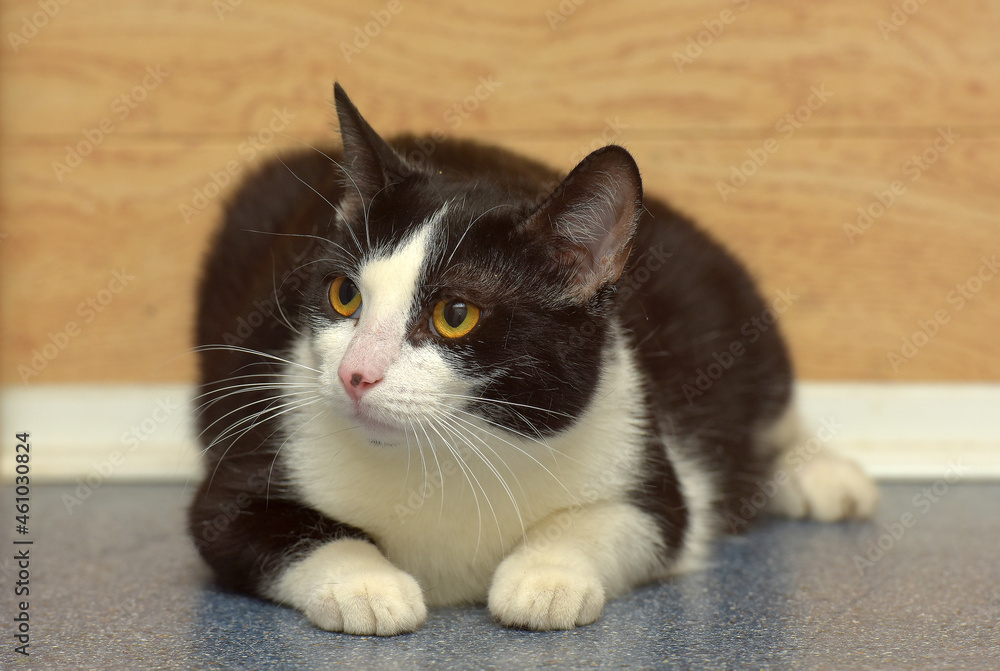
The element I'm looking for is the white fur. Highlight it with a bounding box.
[487,500,664,630]
[267,539,426,636]
[665,443,720,574]
[279,329,659,608]
[270,207,707,632]
[787,454,879,521]
[759,401,879,521]
[357,218,436,328]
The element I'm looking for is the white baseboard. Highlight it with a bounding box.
[1,383,998,482]
[796,383,999,480]
[1,385,200,483]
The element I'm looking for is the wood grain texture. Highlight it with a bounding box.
[1,0,998,385]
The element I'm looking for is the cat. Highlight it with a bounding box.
[188,83,877,635]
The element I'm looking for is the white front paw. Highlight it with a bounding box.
[270,540,427,636]
[304,567,427,636]
[488,555,605,631]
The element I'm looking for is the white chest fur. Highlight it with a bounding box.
[279,332,648,605]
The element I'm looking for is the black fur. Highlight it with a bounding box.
[188,85,791,601]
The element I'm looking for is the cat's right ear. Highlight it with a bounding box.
[333,83,407,208]
[521,145,644,302]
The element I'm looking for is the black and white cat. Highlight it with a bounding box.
[188,84,877,635]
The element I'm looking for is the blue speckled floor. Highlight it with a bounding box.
[2,483,998,669]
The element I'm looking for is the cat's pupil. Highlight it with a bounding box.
[443,301,468,327]
[339,279,359,305]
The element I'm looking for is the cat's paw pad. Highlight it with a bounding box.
[304,568,427,636]
[488,560,605,631]
[788,454,879,522]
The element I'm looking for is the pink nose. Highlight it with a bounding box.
[339,367,382,403]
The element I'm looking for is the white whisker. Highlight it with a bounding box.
[425,420,488,559]
[444,203,515,267]
[194,382,316,414]
[421,421,448,523]
[433,413,527,542]
[205,394,324,492]
[192,344,321,374]
[446,408,579,508]
[267,406,327,503]
[197,388,318,440]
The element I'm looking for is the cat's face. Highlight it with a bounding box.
[299,85,644,446]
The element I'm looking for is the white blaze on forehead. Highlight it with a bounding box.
[356,204,445,329]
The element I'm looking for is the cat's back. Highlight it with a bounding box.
[196,149,342,352]
[622,194,793,436]
[198,138,791,427]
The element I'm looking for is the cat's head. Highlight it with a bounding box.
[301,84,643,445]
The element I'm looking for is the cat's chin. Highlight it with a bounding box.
[347,409,406,446]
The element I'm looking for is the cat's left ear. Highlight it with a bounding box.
[333,83,407,206]
[522,145,643,300]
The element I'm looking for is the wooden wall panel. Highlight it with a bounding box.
[1,0,998,385]
[2,1,998,137]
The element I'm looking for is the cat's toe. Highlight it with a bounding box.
[795,454,879,522]
[305,569,427,636]
[488,560,605,630]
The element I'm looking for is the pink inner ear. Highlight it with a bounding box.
[556,176,641,297]
[559,178,637,279]
[522,145,643,299]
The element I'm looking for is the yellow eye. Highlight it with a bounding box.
[329,276,362,317]
[432,300,480,339]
